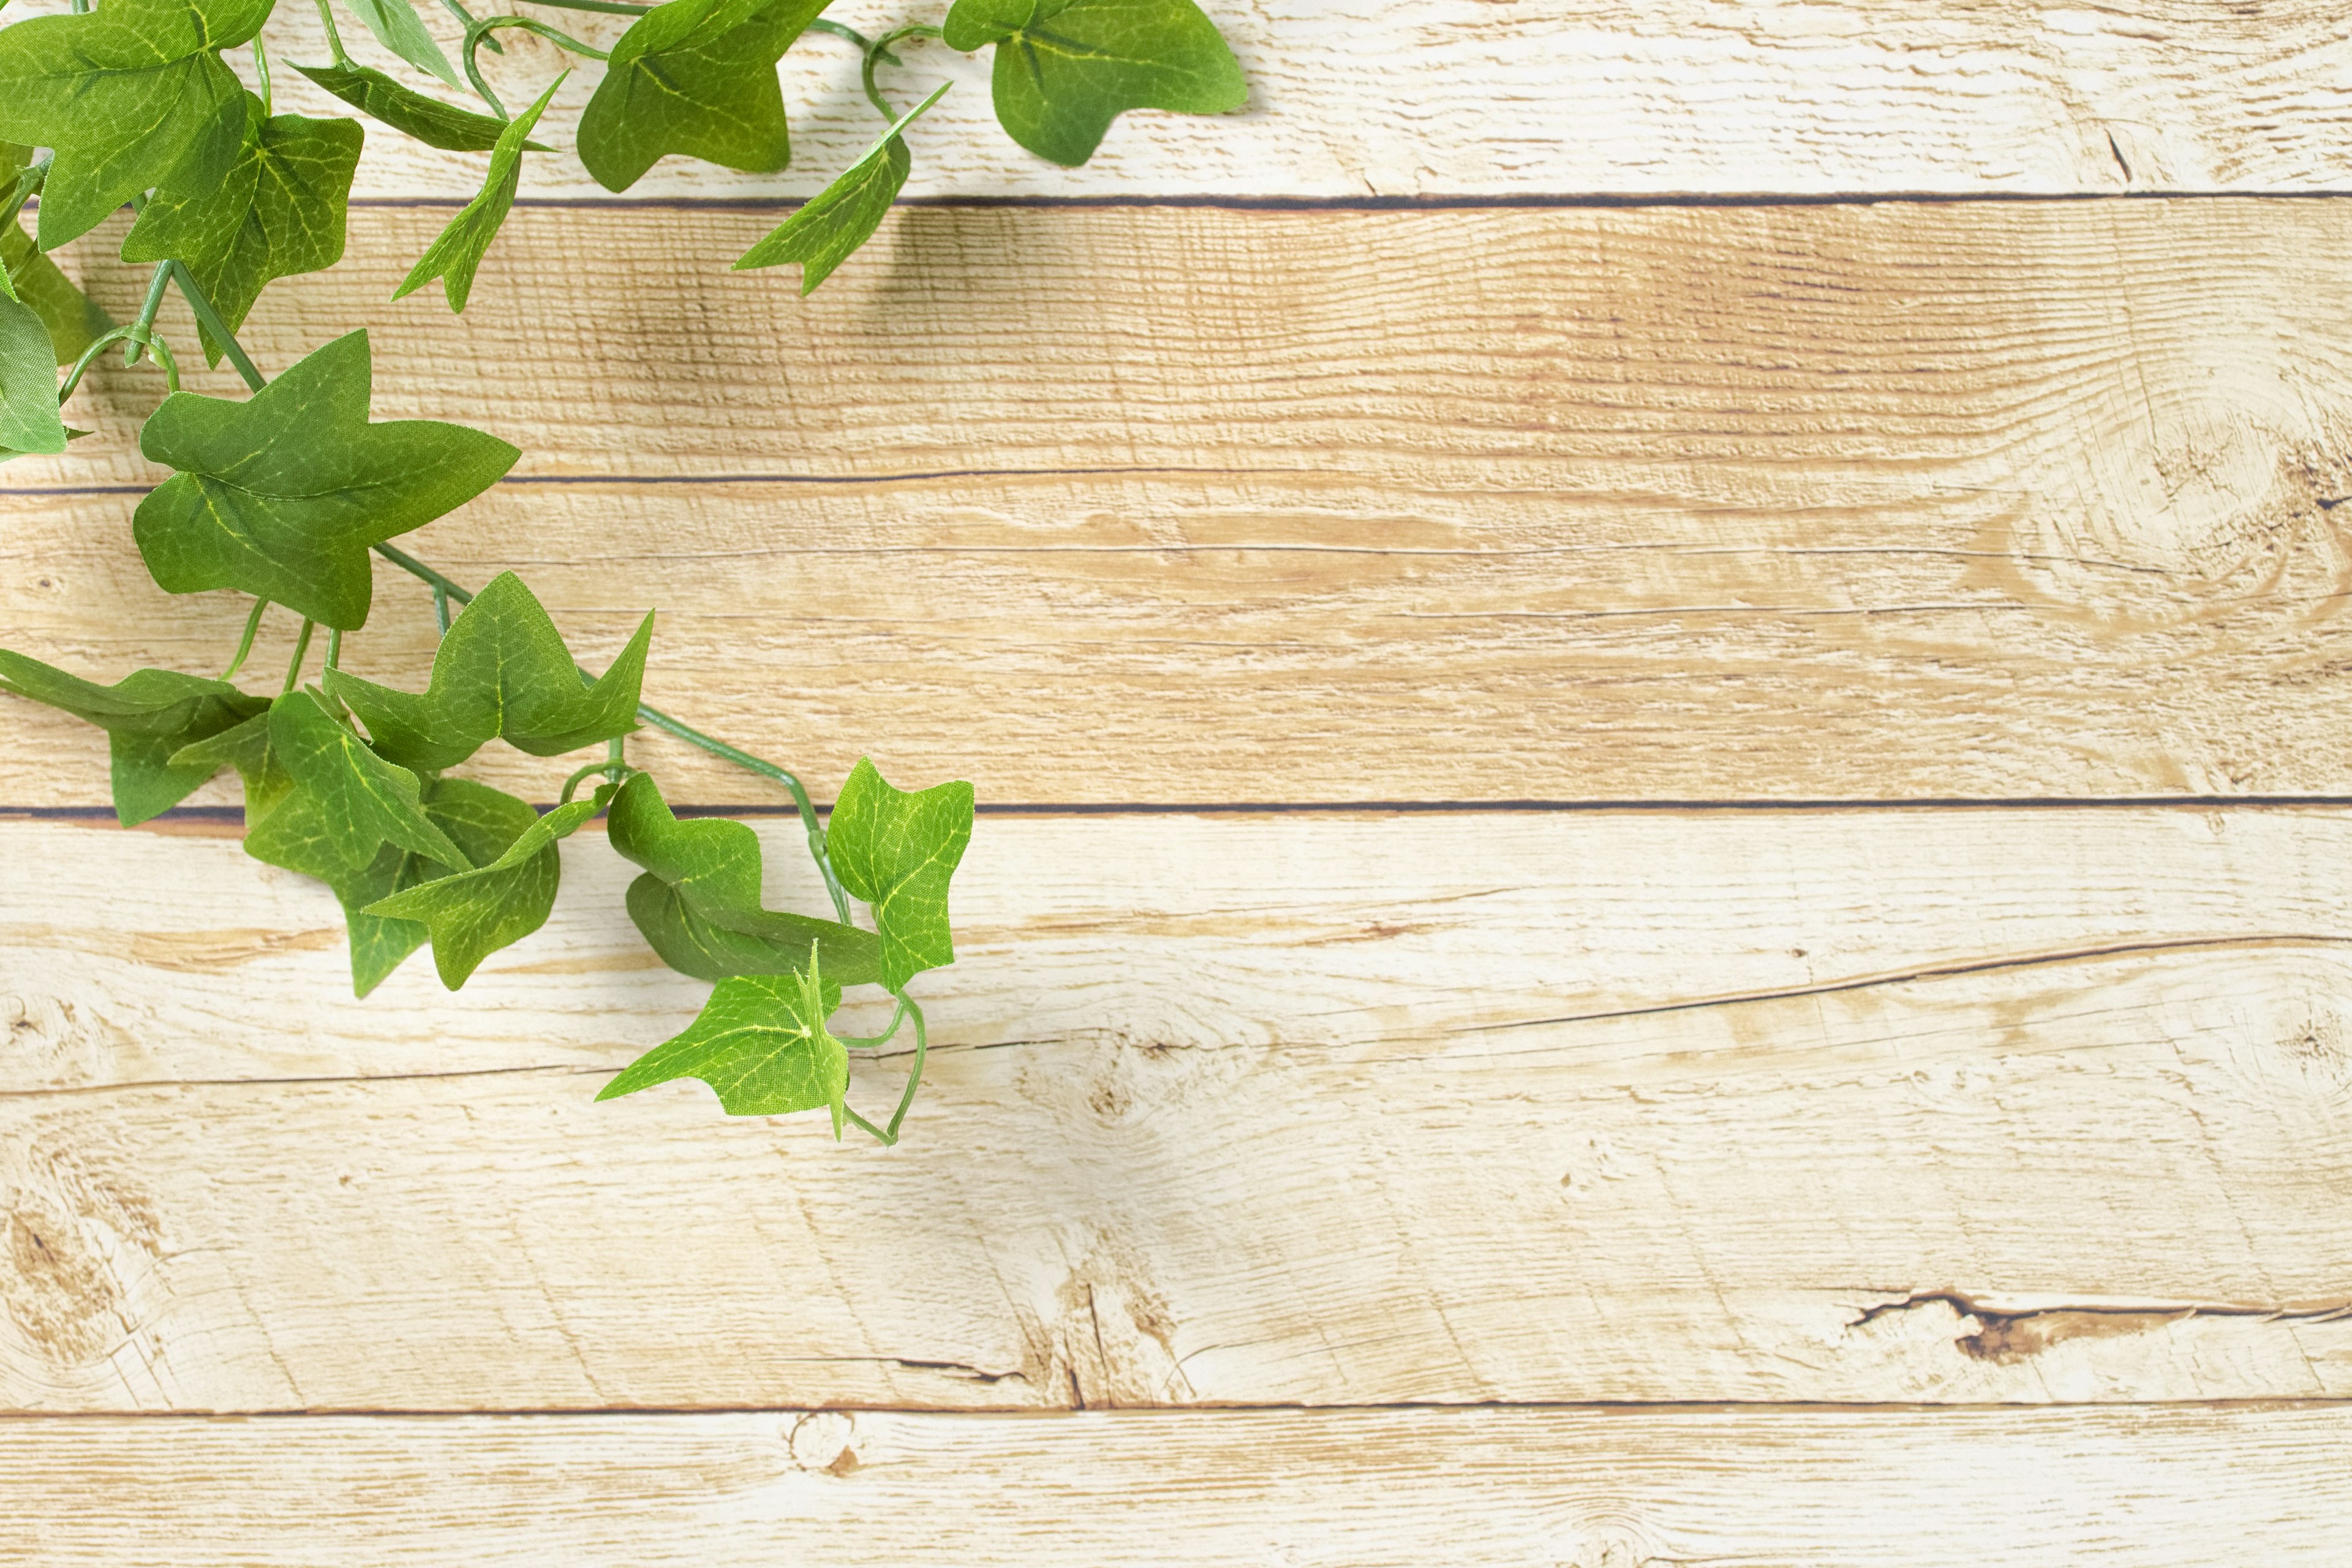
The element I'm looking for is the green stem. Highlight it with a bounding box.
[840,993,928,1145]
[559,758,617,802]
[862,23,943,121]
[630,705,853,924]
[809,17,895,63]
[439,0,505,54]
[835,998,908,1049]
[282,619,317,696]
[56,327,145,405]
[220,599,270,682]
[882,995,927,1140]
[254,35,273,116]
[466,17,603,118]
[313,0,352,67]
[170,263,266,390]
[368,542,854,921]
[518,0,650,13]
[124,262,172,369]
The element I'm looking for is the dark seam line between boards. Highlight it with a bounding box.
[345,189,2352,212]
[10,797,2352,824]
[5,1396,2350,1420]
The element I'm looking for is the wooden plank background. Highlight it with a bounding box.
[6,0,2351,1559]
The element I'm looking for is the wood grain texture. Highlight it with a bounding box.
[5,811,2351,1412]
[9,1405,2352,1566]
[13,0,2352,199]
[9,202,2352,803]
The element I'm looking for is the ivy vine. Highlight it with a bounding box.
[0,0,1247,1140]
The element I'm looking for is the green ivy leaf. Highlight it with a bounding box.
[576,0,829,193]
[337,0,461,87]
[246,770,537,995]
[941,0,1245,167]
[0,0,274,248]
[258,687,470,872]
[824,757,973,991]
[735,81,949,294]
[0,650,268,824]
[0,144,114,363]
[134,330,519,629]
[605,771,880,984]
[292,62,543,153]
[0,290,65,458]
[168,701,292,823]
[325,571,650,771]
[596,962,848,1125]
[364,794,601,987]
[123,97,363,366]
[2,225,116,366]
[396,73,563,313]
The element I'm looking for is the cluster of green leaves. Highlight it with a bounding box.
[0,0,1245,1138]
[4,331,974,1134]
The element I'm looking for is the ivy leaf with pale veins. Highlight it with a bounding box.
[325,571,651,771]
[577,0,830,192]
[736,81,949,294]
[257,688,470,873]
[0,0,273,248]
[824,757,973,990]
[605,771,880,984]
[247,771,537,994]
[168,701,291,823]
[365,794,603,988]
[395,74,563,313]
[134,330,519,629]
[123,96,364,366]
[338,0,461,87]
[0,143,114,361]
[0,290,66,458]
[2,224,115,364]
[293,62,543,153]
[597,961,848,1125]
[0,650,267,824]
[941,0,1245,167]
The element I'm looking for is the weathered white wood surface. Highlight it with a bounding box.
[9,1405,2351,1567]
[11,200,2352,804]
[17,0,2352,199]
[5,811,2350,1411]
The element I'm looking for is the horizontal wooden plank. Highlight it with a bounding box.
[7,1405,2350,1566]
[13,0,2348,200]
[10,202,2352,803]
[5,811,2351,1411]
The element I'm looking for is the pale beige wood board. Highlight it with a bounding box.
[7,1405,2351,1566]
[6,812,2351,1411]
[10,202,2352,803]
[15,0,2352,198]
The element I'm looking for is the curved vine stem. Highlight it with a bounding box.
[862,24,944,121]
[219,599,270,682]
[809,17,897,64]
[437,0,504,56]
[57,326,145,404]
[281,619,318,696]
[311,0,352,67]
[369,541,855,922]
[123,260,172,370]
[466,16,606,119]
[840,993,928,1144]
